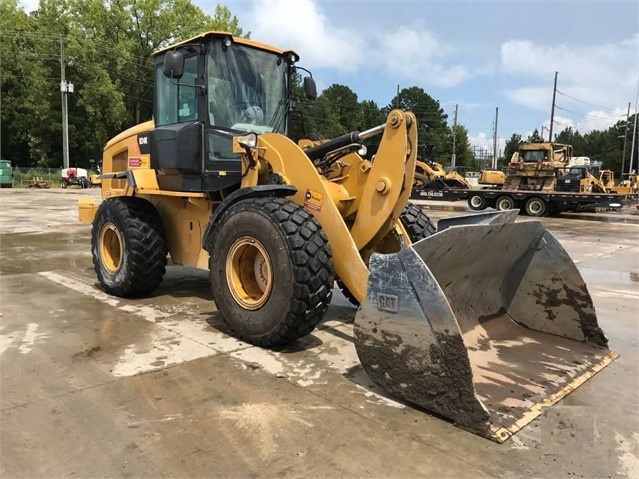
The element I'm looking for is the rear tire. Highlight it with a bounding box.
[468,193,487,211]
[91,197,167,297]
[524,197,547,217]
[495,195,515,211]
[210,197,334,347]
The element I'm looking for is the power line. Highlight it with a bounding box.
[554,104,626,120]
[1,31,157,65]
[556,89,620,113]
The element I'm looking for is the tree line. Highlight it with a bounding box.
[2,0,637,175]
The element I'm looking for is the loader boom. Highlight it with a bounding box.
[238,110,417,303]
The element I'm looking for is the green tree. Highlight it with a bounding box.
[526,129,543,143]
[453,125,473,168]
[358,99,386,158]
[1,0,45,166]
[320,84,361,133]
[359,100,385,130]
[1,0,245,168]
[554,127,586,155]
[385,87,450,164]
[503,133,523,162]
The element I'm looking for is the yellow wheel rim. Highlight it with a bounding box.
[100,222,123,275]
[226,236,273,310]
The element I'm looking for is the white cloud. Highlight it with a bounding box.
[373,25,470,88]
[504,86,550,111]
[244,0,366,72]
[500,35,638,133]
[469,132,506,155]
[243,2,470,87]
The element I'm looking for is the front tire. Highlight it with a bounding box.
[209,197,334,347]
[400,202,436,240]
[91,197,167,297]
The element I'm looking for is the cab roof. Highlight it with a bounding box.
[153,31,298,59]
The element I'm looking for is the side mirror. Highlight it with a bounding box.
[303,76,317,100]
[164,51,184,79]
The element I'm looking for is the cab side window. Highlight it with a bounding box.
[156,55,198,126]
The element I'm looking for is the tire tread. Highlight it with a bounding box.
[92,197,167,298]
[212,197,334,347]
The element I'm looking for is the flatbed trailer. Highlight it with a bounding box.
[411,187,639,217]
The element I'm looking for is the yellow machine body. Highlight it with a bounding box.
[78,31,617,443]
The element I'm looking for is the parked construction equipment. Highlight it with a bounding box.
[617,172,638,193]
[415,141,637,215]
[27,177,53,188]
[61,168,90,189]
[597,169,638,194]
[556,165,608,193]
[414,158,470,189]
[78,31,617,442]
[477,169,505,188]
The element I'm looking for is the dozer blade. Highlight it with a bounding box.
[354,211,618,442]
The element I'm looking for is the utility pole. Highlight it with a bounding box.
[451,104,458,167]
[548,71,558,142]
[621,102,631,176]
[630,73,639,175]
[492,107,499,169]
[60,37,71,170]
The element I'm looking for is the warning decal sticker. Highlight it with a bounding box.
[304,189,323,212]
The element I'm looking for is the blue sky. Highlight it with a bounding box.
[17,0,639,152]
[198,0,639,152]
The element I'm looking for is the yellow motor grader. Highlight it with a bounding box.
[78,31,617,442]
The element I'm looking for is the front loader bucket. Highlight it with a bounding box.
[354,211,618,442]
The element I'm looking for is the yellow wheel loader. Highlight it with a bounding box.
[413,158,470,190]
[78,31,617,442]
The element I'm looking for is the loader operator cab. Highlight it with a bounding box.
[151,32,316,193]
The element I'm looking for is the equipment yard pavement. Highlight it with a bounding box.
[1,188,637,478]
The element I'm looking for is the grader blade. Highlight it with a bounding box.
[354,212,618,442]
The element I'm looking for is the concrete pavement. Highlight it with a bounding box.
[1,189,637,478]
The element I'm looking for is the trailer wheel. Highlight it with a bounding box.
[524,197,547,217]
[92,197,167,297]
[210,197,334,347]
[61,180,68,189]
[495,195,515,211]
[338,202,435,306]
[468,193,487,211]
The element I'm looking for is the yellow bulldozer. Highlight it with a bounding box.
[598,169,638,194]
[78,31,617,442]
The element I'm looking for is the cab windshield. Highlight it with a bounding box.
[520,150,547,162]
[207,42,289,135]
